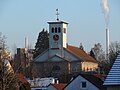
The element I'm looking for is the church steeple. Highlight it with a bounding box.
[56,9,59,21]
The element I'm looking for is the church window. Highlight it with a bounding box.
[64,28,66,33]
[55,27,57,33]
[58,27,61,33]
[52,27,54,33]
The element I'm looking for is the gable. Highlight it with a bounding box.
[46,55,69,62]
[64,75,99,90]
[34,49,49,62]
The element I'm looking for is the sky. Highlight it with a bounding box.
[0,0,120,52]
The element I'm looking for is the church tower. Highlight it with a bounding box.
[48,21,68,49]
[48,21,68,57]
[48,9,68,57]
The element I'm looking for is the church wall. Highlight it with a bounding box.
[33,61,69,78]
[44,61,69,77]
[81,62,98,72]
[32,62,44,77]
[70,61,82,73]
[62,23,67,48]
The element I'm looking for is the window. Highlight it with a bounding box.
[63,28,66,33]
[81,82,87,88]
[52,27,54,33]
[55,27,57,33]
[58,27,61,33]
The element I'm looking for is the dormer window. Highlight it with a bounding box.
[58,27,61,33]
[52,27,54,33]
[55,27,57,33]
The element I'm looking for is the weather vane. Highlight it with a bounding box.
[56,9,59,21]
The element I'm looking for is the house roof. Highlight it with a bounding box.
[65,45,97,63]
[104,53,120,86]
[51,84,67,90]
[15,73,29,84]
[47,21,68,24]
[63,74,106,90]
[80,74,106,90]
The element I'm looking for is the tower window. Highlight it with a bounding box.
[55,27,57,33]
[58,27,61,33]
[64,28,66,33]
[52,27,54,33]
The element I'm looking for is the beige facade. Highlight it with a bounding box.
[82,62,98,72]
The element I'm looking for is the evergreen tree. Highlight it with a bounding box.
[89,49,96,59]
[34,29,49,58]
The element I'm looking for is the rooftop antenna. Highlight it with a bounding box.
[56,9,59,21]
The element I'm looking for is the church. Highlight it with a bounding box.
[33,17,98,78]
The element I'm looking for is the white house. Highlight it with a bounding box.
[63,74,106,90]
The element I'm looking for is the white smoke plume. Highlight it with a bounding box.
[100,0,109,27]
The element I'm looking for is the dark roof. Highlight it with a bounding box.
[64,74,106,90]
[80,74,106,90]
[65,45,97,63]
[104,53,120,85]
[47,21,68,24]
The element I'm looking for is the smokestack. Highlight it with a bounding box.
[25,36,28,49]
[106,28,110,62]
[100,0,110,62]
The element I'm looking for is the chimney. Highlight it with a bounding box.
[106,28,110,62]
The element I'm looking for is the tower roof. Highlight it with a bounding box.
[47,21,68,24]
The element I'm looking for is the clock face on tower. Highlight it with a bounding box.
[53,34,59,41]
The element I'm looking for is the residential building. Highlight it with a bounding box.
[64,74,106,90]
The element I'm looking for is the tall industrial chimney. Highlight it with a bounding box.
[106,28,110,62]
[25,36,28,49]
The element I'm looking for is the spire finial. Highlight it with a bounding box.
[56,9,59,21]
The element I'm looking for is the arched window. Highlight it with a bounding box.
[52,27,54,33]
[58,27,61,33]
[55,27,57,33]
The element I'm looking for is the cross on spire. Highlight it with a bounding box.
[56,9,59,21]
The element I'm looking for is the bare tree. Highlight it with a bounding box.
[109,41,120,65]
[90,43,105,62]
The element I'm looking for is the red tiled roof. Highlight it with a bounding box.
[66,45,97,63]
[52,84,67,90]
[15,73,28,84]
